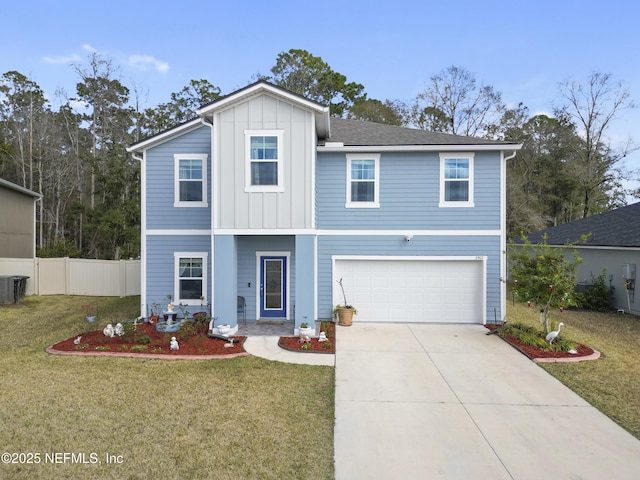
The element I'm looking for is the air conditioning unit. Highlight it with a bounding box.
[622,264,636,280]
[0,276,15,304]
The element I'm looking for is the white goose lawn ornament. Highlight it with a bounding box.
[545,322,565,345]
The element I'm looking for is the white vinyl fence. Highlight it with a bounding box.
[0,257,140,297]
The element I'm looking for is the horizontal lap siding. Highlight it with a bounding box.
[316,151,501,230]
[146,127,211,230]
[145,235,211,313]
[317,235,501,321]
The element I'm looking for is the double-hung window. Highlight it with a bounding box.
[245,130,284,192]
[174,154,208,207]
[346,154,380,208]
[439,153,474,207]
[174,253,208,305]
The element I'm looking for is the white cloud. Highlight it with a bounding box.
[82,43,96,53]
[128,55,169,74]
[42,53,82,64]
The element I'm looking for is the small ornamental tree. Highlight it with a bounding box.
[508,234,585,334]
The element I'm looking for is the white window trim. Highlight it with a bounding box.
[439,152,475,208]
[174,252,208,307]
[174,154,208,208]
[244,130,285,193]
[345,153,380,208]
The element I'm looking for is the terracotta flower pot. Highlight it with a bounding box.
[337,307,354,326]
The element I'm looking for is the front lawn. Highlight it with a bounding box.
[0,296,334,480]
[507,301,640,439]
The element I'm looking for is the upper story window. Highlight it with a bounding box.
[245,130,284,192]
[439,153,474,208]
[174,252,208,306]
[174,154,208,208]
[346,154,380,208]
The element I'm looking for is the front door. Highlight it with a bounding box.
[259,256,287,317]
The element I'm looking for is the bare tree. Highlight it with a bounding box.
[557,72,637,217]
[412,65,505,137]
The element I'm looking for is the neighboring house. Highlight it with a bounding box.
[127,81,521,334]
[522,202,640,315]
[0,178,41,258]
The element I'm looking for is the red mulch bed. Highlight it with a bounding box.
[278,321,335,354]
[48,322,247,357]
[485,324,595,360]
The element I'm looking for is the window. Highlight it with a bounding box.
[174,154,208,207]
[439,153,474,207]
[174,253,208,305]
[346,154,380,208]
[245,130,284,192]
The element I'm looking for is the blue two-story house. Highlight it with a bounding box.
[128,81,520,335]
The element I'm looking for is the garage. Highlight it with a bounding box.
[333,257,485,323]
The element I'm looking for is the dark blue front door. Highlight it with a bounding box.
[260,256,286,317]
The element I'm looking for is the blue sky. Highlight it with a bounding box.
[3,0,639,193]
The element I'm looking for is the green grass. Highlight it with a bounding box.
[0,296,334,479]
[507,301,640,439]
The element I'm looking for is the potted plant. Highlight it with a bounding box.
[334,278,357,326]
[299,322,313,336]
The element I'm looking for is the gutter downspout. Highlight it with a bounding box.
[130,152,144,315]
[199,117,215,314]
[500,148,519,324]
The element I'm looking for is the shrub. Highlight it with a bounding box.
[573,270,614,312]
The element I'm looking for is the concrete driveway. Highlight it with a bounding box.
[334,323,640,480]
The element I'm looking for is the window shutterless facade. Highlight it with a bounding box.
[346,154,380,208]
[174,154,208,207]
[244,130,284,192]
[439,153,474,207]
[174,252,208,305]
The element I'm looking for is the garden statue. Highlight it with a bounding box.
[73,336,82,345]
[170,337,179,350]
[167,302,174,312]
[103,324,115,338]
[545,322,565,345]
[114,323,124,336]
[318,331,327,342]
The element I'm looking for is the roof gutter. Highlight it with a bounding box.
[317,144,522,153]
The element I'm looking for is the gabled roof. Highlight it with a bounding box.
[197,80,330,138]
[0,178,42,199]
[128,81,332,153]
[523,202,640,248]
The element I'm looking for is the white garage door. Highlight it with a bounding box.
[333,257,484,323]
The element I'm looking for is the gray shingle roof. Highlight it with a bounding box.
[522,202,640,248]
[324,118,516,147]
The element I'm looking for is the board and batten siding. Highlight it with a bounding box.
[317,235,502,322]
[145,235,212,312]
[215,94,314,230]
[145,126,212,231]
[315,151,501,230]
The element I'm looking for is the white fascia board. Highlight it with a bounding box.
[197,83,330,116]
[316,229,501,236]
[127,118,203,153]
[317,144,522,153]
